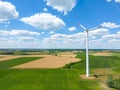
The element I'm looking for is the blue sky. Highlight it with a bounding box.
[0,0,120,49]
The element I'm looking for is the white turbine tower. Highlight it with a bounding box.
[80,24,101,77]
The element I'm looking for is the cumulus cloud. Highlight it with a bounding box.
[117,31,120,34]
[101,22,120,29]
[102,31,120,40]
[115,0,120,2]
[89,28,109,36]
[0,30,40,36]
[42,25,120,49]
[0,1,19,23]
[43,8,48,12]
[0,29,41,48]
[106,0,112,2]
[68,26,77,31]
[45,0,76,15]
[43,28,109,44]
[45,28,108,42]
[18,37,38,41]
[49,31,55,34]
[41,32,45,34]
[11,30,40,36]
[20,13,65,30]
[0,29,119,49]
[106,0,120,2]
[28,21,119,49]
[0,39,43,48]
[43,33,85,45]
[108,39,117,42]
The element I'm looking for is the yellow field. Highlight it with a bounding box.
[0,54,80,68]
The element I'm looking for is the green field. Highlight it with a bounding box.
[0,52,120,90]
[0,57,42,69]
[112,53,120,57]
[70,52,120,69]
[0,69,102,90]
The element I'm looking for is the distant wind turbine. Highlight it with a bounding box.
[79,24,101,77]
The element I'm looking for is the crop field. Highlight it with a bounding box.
[0,69,102,90]
[0,51,120,90]
[71,52,120,69]
[13,55,80,68]
[0,55,21,61]
[0,57,42,69]
[90,51,113,56]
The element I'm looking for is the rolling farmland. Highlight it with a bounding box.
[0,69,102,90]
[0,57,42,69]
[0,50,120,90]
[0,0,120,90]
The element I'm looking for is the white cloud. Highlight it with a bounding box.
[106,0,120,2]
[108,39,117,42]
[117,31,120,34]
[0,29,119,49]
[0,1,19,23]
[0,40,43,49]
[41,32,45,34]
[0,30,40,37]
[11,30,40,36]
[43,8,48,12]
[49,31,55,34]
[45,0,76,15]
[91,36,96,39]
[102,34,118,39]
[0,30,41,48]
[18,37,38,41]
[0,21,120,49]
[90,28,109,36]
[115,0,120,2]
[43,29,109,45]
[107,0,112,2]
[42,26,120,49]
[101,22,120,29]
[68,26,77,31]
[43,33,85,46]
[20,13,65,30]
[102,31,120,40]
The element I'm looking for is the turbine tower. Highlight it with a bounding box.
[80,24,101,77]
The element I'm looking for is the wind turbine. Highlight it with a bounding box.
[79,24,101,77]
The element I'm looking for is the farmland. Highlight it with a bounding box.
[0,57,42,69]
[0,49,120,90]
[0,69,102,90]
[13,55,80,68]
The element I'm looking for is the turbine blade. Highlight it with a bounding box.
[90,25,101,31]
[80,24,87,30]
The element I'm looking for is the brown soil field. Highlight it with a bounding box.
[0,55,21,61]
[93,69,114,75]
[13,55,80,68]
[91,52,113,56]
[58,52,77,57]
[80,75,96,80]
[58,54,76,58]
[0,55,49,61]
